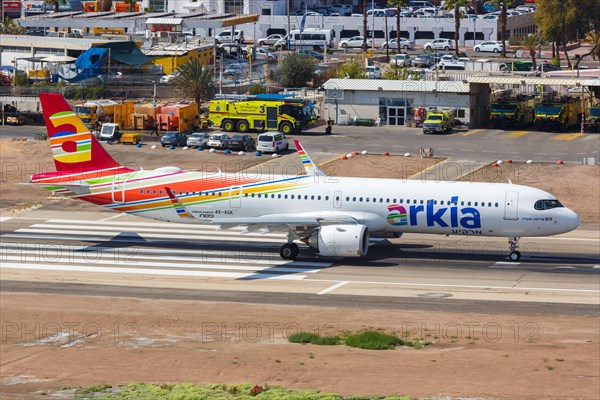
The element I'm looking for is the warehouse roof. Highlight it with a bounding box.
[466,76,600,86]
[322,79,470,93]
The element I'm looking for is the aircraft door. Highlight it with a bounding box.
[333,191,343,208]
[504,191,519,220]
[266,107,278,129]
[112,176,126,204]
[229,186,242,208]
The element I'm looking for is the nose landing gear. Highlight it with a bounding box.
[508,237,521,261]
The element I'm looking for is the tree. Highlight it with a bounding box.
[124,0,137,12]
[279,53,317,87]
[574,30,600,68]
[172,59,214,105]
[335,60,366,79]
[389,0,410,53]
[444,0,470,56]
[98,0,113,12]
[43,0,67,12]
[362,0,368,53]
[517,34,541,71]
[1,17,26,34]
[489,0,508,57]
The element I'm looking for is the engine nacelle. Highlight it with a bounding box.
[306,224,369,257]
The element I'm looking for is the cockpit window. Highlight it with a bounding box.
[534,199,564,210]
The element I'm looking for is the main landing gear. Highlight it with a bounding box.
[508,237,521,261]
[280,243,299,260]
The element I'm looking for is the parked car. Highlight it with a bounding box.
[382,38,415,50]
[257,34,284,46]
[254,47,277,61]
[299,49,324,60]
[365,66,382,79]
[186,132,209,148]
[474,41,504,53]
[207,134,231,149]
[228,134,256,151]
[391,54,412,67]
[338,36,374,49]
[412,53,435,67]
[215,29,244,44]
[257,132,289,153]
[160,70,180,84]
[160,131,187,147]
[424,38,454,50]
[440,54,458,63]
[482,14,499,21]
[315,63,335,76]
[223,63,246,78]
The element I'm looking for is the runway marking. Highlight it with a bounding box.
[0,217,12,223]
[593,266,600,269]
[461,129,485,137]
[99,214,125,222]
[504,131,529,138]
[0,262,307,280]
[317,281,349,295]
[551,133,584,141]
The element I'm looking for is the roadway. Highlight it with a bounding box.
[2,123,599,163]
[1,211,598,316]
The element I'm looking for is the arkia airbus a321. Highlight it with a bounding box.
[30,94,580,261]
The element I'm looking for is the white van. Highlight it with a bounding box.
[409,1,435,10]
[275,29,335,51]
[216,29,245,44]
[257,132,289,153]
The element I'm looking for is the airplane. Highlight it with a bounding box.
[30,93,580,262]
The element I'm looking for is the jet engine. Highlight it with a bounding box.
[305,224,369,257]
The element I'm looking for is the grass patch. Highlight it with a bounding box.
[289,330,430,350]
[69,382,412,399]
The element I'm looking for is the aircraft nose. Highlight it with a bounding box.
[565,209,580,232]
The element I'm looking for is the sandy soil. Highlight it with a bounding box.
[0,293,598,399]
[322,154,443,180]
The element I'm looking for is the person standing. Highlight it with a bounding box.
[150,119,158,136]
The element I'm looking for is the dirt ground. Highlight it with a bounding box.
[322,154,443,180]
[0,293,598,399]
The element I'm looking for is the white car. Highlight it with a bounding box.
[257,132,289,153]
[440,54,458,63]
[256,34,284,46]
[338,36,374,49]
[424,38,454,51]
[254,47,277,61]
[474,41,504,53]
[382,38,415,50]
[159,70,180,84]
[186,132,209,148]
[216,29,244,44]
[365,66,382,79]
[390,54,412,67]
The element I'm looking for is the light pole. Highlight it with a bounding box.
[371,0,375,52]
[471,15,478,50]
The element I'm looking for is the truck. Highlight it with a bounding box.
[422,108,455,134]
[209,98,307,134]
[534,97,582,131]
[74,100,134,130]
[584,104,600,133]
[489,96,535,129]
[98,123,122,142]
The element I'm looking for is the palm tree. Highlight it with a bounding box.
[444,0,470,56]
[98,0,113,12]
[389,0,410,53]
[172,59,214,105]
[489,0,508,57]
[124,0,137,12]
[517,33,541,71]
[574,30,600,69]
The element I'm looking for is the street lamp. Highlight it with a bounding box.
[470,15,478,50]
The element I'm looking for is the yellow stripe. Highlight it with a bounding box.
[462,129,485,137]
[504,131,529,138]
[551,133,584,141]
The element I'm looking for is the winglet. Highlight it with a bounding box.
[165,186,194,219]
[294,140,326,177]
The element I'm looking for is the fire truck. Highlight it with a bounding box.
[489,95,535,129]
[208,96,312,134]
[534,96,582,131]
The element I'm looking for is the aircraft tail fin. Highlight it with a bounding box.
[39,93,122,173]
[294,140,326,177]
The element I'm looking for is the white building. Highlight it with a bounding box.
[321,78,490,127]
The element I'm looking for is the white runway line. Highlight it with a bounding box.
[0,262,307,280]
[317,281,349,295]
[99,214,126,222]
[0,217,12,223]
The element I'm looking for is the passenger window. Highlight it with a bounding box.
[278,194,281,199]
[420,200,424,205]
[488,202,492,207]
[218,192,222,196]
[474,202,478,206]
[140,189,143,193]
[325,196,329,201]
[353,197,356,202]
[495,202,499,207]
[468,202,471,206]
[346,197,350,201]
[311,195,315,200]
[271,194,275,198]
[366,198,370,202]
[461,201,465,206]
[386,198,390,203]
[359,197,363,202]
[290,195,294,199]
[284,194,288,199]
[318,196,322,200]
[153,190,157,194]
[304,195,308,200]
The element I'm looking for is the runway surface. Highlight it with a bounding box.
[1,211,599,315]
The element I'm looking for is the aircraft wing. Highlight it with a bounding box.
[211,213,359,235]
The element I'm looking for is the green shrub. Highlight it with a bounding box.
[288,332,321,343]
[343,330,403,350]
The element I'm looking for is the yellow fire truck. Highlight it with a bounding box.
[534,96,582,131]
[208,98,307,134]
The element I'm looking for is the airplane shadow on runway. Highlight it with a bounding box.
[77,233,600,277]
